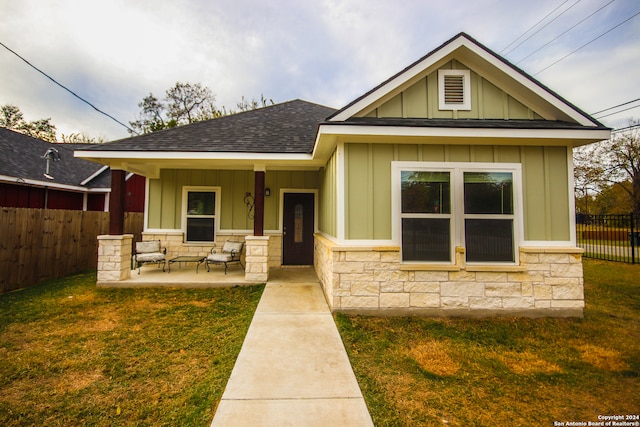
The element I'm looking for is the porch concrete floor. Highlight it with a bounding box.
[98,264,322,288]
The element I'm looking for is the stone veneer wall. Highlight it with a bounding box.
[314,234,585,317]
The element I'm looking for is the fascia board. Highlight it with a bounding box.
[318,124,611,141]
[329,39,463,122]
[329,34,598,127]
[0,174,91,192]
[75,150,315,162]
[80,165,109,186]
[460,43,597,127]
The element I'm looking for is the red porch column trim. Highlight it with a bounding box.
[109,169,126,235]
[253,170,265,236]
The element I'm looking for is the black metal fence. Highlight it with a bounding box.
[576,213,639,264]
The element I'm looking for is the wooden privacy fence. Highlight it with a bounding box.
[0,208,144,293]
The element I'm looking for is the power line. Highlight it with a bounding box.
[612,123,640,133]
[591,98,640,116]
[595,104,640,119]
[503,0,583,57]
[0,41,137,135]
[500,0,571,53]
[533,10,640,75]
[515,0,616,65]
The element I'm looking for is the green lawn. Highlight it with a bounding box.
[336,259,640,426]
[0,273,264,427]
[2,260,638,426]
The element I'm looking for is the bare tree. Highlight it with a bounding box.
[129,82,221,134]
[574,120,640,215]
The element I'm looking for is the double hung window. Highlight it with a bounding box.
[396,163,519,264]
[401,171,451,262]
[183,188,218,242]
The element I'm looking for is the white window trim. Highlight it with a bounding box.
[392,161,523,265]
[181,186,221,243]
[438,69,471,111]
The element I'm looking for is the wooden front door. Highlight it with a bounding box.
[282,193,314,265]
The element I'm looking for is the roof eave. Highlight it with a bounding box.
[317,123,611,147]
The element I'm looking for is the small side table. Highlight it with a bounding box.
[168,256,206,273]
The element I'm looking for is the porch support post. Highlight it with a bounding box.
[97,234,133,283]
[244,235,269,282]
[253,168,265,237]
[109,169,126,235]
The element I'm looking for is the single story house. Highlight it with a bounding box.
[77,33,610,317]
[0,127,144,212]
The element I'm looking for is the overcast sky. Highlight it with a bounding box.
[1,0,639,141]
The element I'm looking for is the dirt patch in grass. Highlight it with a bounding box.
[494,350,563,375]
[574,343,631,372]
[406,340,460,376]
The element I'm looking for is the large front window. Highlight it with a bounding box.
[184,189,218,242]
[396,164,520,264]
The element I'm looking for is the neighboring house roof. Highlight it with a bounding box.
[0,126,111,190]
[85,99,336,153]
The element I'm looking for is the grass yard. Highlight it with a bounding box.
[336,259,640,426]
[0,272,264,427]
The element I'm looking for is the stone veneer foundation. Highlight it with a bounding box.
[314,234,585,317]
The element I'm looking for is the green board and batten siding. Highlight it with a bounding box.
[319,149,338,237]
[364,60,544,120]
[343,143,571,242]
[147,169,319,231]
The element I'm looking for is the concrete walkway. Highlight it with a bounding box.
[210,270,374,426]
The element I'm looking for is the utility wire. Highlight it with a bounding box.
[500,0,571,53]
[533,10,640,75]
[595,104,640,119]
[0,41,137,135]
[591,98,640,116]
[503,0,583,56]
[515,0,616,65]
[612,123,640,133]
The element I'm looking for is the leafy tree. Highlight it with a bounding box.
[0,105,24,129]
[574,119,640,215]
[0,104,57,142]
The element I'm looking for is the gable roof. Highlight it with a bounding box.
[0,127,111,190]
[84,99,336,154]
[327,32,606,129]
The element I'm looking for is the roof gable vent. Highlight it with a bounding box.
[438,69,471,111]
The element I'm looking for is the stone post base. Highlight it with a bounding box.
[97,234,133,282]
[245,235,270,282]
